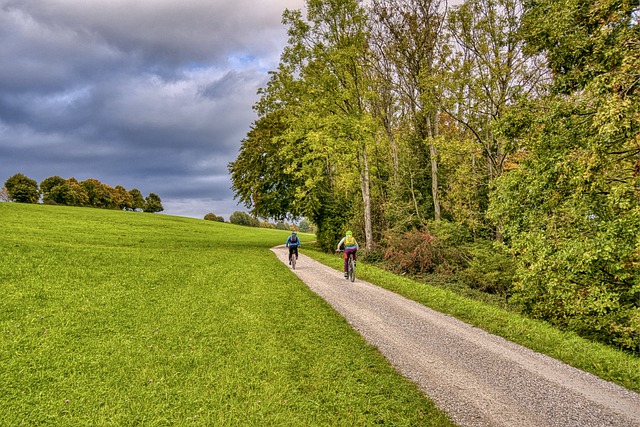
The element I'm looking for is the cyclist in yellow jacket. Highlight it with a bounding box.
[336,231,359,278]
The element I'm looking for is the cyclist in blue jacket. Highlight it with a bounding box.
[286,231,300,265]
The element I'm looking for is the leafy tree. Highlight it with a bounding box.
[233,0,376,250]
[370,0,446,222]
[4,173,39,203]
[298,219,311,233]
[229,211,259,227]
[204,213,224,222]
[80,178,115,208]
[128,188,145,211]
[47,179,89,206]
[441,0,548,238]
[40,176,66,203]
[112,185,133,210]
[229,110,302,221]
[143,193,163,213]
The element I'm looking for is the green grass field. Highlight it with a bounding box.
[1,203,454,426]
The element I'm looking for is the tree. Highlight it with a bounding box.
[4,173,39,203]
[370,0,446,222]
[229,211,259,227]
[128,188,145,211]
[298,219,311,233]
[263,0,376,250]
[204,213,224,222]
[229,110,303,221]
[47,179,88,206]
[143,193,163,213]
[112,185,133,210]
[80,178,116,208]
[40,176,66,203]
[442,0,548,238]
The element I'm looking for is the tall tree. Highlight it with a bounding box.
[442,0,548,236]
[232,0,376,250]
[370,0,446,222]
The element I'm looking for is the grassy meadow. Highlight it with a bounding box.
[0,203,454,426]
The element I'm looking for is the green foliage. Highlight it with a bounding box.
[80,178,114,209]
[229,211,260,227]
[46,179,89,206]
[4,173,39,203]
[143,192,163,213]
[40,175,66,201]
[490,0,640,352]
[459,241,516,296]
[35,176,155,212]
[204,213,224,222]
[128,188,145,211]
[298,219,311,232]
[112,185,133,210]
[229,110,302,221]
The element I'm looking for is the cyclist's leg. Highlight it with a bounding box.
[345,248,355,276]
[343,251,349,277]
[294,247,299,259]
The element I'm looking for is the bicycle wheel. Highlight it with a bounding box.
[292,253,297,270]
[349,257,355,282]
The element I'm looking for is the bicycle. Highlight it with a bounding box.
[291,252,297,270]
[339,250,356,282]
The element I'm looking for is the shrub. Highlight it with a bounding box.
[459,241,516,296]
[204,213,224,222]
[229,211,259,227]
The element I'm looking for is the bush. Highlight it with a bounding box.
[229,211,259,227]
[204,213,224,222]
[459,241,516,296]
[383,221,470,276]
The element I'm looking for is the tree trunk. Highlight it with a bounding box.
[427,112,441,221]
[430,143,441,221]
[359,145,374,251]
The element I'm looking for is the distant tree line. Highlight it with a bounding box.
[207,210,314,233]
[3,173,163,213]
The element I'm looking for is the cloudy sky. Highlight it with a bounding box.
[0,0,305,219]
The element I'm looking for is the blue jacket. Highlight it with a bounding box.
[286,235,300,247]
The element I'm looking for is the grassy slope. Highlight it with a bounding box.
[0,203,453,426]
[305,249,640,394]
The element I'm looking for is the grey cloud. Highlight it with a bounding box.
[0,0,305,218]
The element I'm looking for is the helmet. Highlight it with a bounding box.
[292,231,297,235]
[346,230,352,236]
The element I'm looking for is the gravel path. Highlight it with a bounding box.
[272,246,640,427]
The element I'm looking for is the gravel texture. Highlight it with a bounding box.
[272,246,640,427]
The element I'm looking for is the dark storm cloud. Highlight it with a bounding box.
[0,0,304,219]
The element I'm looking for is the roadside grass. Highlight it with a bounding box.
[304,247,640,394]
[1,203,453,426]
